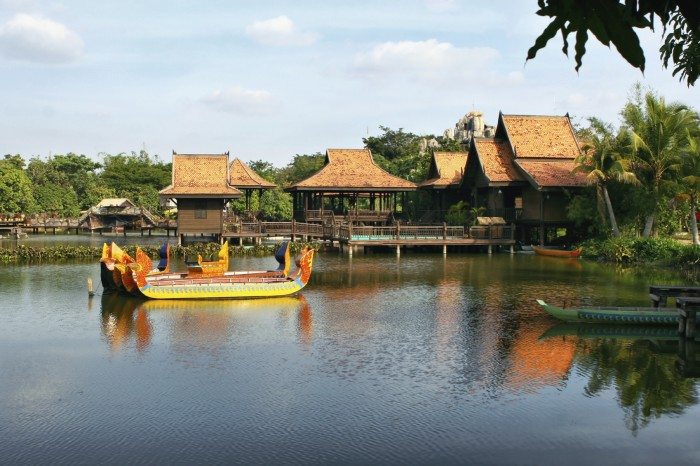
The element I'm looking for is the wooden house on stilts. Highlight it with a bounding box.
[418,151,468,220]
[159,152,242,244]
[228,158,277,214]
[462,113,587,245]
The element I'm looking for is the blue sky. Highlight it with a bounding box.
[1,0,698,166]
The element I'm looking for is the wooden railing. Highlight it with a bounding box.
[224,220,324,237]
[337,223,515,241]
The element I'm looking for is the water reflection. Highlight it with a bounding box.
[541,323,698,434]
[99,293,312,353]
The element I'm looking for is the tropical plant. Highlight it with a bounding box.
[574,118,639,237]
[526,0,700,86]
[622,87,698,236]
[681,135,700,244]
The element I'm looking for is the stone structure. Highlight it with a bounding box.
[445,111,495,144]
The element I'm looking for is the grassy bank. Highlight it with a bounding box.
[579,236,700,267]
[0,241,320,264]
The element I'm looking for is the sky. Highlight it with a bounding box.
[0,0,698,167]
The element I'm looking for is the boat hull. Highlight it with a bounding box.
[137,276,307,300]
[533,246,582,258]
[536,299,687,325]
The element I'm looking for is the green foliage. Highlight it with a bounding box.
[566,189,605,235]
[101,151,171,211]
[0,160,36,214]
[0,241,321,264]
[277,153,326,185]
[445,200,469,226]
[33,183,81,217]
[579,235,689,264]
[527,0,700,86]
[259,188,293,221]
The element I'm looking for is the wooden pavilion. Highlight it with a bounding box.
[285,148,417,223]
[418,151,468,216]
[159,152,242,244]
[462,112,587,244]
[228,157,277,212]
[77,198,159,233]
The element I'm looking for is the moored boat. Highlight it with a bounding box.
[532,246,582,258]
[130,246,315,300]
[536,299,691,325]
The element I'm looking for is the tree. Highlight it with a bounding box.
[574,118,639,237]
[527,0,700,86]
[277,153,325,185]
[622,88,698,236]
[681,135,700,244]
[0,160,36,214]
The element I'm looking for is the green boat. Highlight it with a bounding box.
[536,299,692,325]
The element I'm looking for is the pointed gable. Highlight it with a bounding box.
[419,151,467,188]
[471,138,523,184]
[287,149,416,192]
[228,158,276,189]
[501,114,581,159]
[159,153,242,198]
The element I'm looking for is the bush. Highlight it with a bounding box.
[579,235,696,266]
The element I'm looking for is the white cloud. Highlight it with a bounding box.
[353,39,520,86]
[201,86,275,115]
[245,15,317,47]
[0,13,83,63]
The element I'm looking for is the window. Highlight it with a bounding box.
[194,200,207,219]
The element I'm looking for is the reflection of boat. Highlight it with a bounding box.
[533,246,582,258]
[132,247,315,299]
[540,322,688,340]
[137,295,308,313]
[537,299,688,325]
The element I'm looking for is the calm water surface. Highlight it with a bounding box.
[2,245,700,464]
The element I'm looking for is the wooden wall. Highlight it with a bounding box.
[177,198,224,234]
[520,187,569,222]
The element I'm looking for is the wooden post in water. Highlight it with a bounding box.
[87,278,95,297]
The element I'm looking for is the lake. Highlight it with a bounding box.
[1,241,700,464]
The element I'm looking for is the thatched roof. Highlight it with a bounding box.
[286,149,416,192]
[419,152,467,189]
[159,153,242,199]
[501,114,581,159]
[229,158,276,189]
[469,138,523,184]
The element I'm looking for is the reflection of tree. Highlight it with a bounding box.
[576,339,697,434]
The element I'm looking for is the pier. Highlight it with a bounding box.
[223,220,515,254]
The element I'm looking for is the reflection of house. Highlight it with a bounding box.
[159,152,242,244]
[228,158,277,212]
[285,149,416,223]
[77,198,158,232]
[418,152,468,217]
[462,113,587,244]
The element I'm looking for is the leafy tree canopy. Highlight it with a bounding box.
[527,0,700,86]
[0,160,36,214]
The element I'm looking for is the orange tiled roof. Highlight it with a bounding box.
[515,158,588,188]
[228,158,276,189]
[288,149,416,191]
[472,138,523,183]
[159,153,242,198]
[419,151,467,188]
[502,115,581,159]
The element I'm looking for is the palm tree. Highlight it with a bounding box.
[623,89,698,237]
[681,135,700,244]
[575,119,638,237]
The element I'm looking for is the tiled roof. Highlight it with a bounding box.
[159,153,242,198]
[515,158,588,188]
[419,152,467,188]
[502,115,581,159]
[472,138,524,183]
[288,149,416,191]
[228,158,276,189]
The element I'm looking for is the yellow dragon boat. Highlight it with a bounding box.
[130,246,315,300]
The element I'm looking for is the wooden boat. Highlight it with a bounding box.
[536,299,692,325]
[130,246,315,300]
[186,241,230,275]
[532,246,582,258]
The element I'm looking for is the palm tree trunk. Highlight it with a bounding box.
[601,186,619,237]
[642,213,655,237]
[691,195,699,245]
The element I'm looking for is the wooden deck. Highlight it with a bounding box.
[223,220,515,253]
